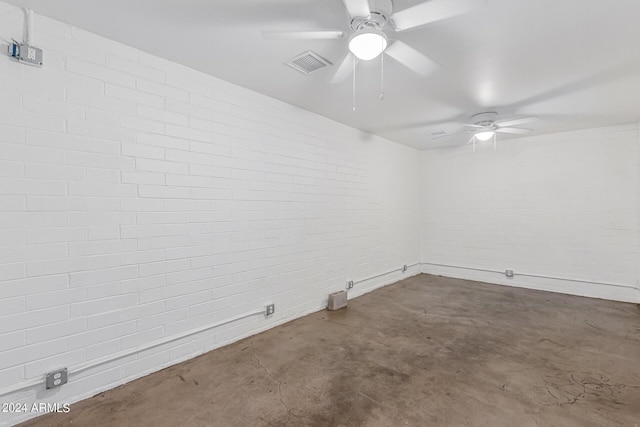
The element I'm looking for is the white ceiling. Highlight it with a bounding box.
[5,0,640,149]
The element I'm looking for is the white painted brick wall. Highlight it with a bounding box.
[0,3,421,425]
[421,124,640,303]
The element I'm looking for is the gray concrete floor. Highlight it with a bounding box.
[21,274,640,426]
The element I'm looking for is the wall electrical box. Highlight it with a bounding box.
[45,368,67,389]
[8,42,43,67]
[265,304,275,316]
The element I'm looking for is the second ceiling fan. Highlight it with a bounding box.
[432,112,539,151]
[263,0,483,84]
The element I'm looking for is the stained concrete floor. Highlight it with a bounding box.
[21,274,640,426]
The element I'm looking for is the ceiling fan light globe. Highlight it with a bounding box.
[475,131,495,141]
[348,30,387,60]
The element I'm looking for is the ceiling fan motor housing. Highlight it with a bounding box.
[350,0,393,31]
[471,112,498,128]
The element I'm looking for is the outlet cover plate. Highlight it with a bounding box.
[505,270,514,278]
[346,280,354,290]
[265,304,275,315]
[45,368,67,389]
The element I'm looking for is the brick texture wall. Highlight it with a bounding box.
[0,3,421,424]
[420,124,640,302]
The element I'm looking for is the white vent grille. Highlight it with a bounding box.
[285,51,332,75]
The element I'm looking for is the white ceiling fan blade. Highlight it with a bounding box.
[342,0,370,18]
[496,127,533,134]
[384,41,438,77]
[392,0,483,31]
[262,30,344,40]
[331,52,356,84]
[494,116,539,127]
[463,123,483,128]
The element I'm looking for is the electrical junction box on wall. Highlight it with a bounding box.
[8,42,43,67]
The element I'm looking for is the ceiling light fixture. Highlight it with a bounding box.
[474,130,495,141]
[349,28,388,61]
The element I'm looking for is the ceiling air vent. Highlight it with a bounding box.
[431,131,448,138]
[285,51,332,75]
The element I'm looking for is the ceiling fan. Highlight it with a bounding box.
[262,0,483,83]
[432,112,539,150]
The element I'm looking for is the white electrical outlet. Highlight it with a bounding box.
[45,368,67,389]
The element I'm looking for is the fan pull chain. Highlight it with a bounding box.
[380,39,384,100]
[352,55,356,112]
